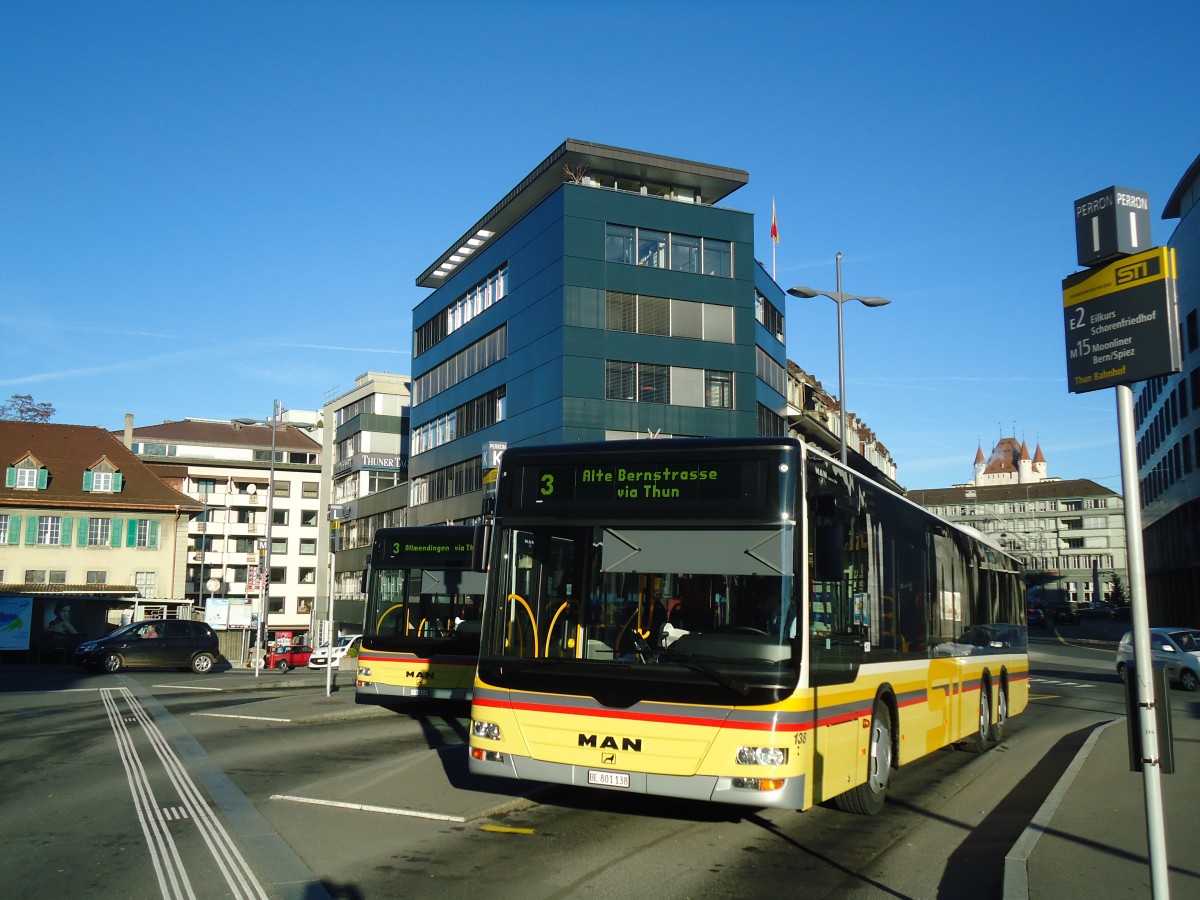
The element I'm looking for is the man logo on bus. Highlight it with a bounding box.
[579,734,643,752]
[405,671,433,680]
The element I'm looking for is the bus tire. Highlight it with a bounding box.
[988,679,1008,744]
[959,681,995,754]
[834,698,892,815]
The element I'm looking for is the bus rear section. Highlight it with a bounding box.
[356,525,487,704]
[467,437,1028,813]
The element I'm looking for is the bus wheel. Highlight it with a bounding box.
[960,684,995,754]
[988,682,1008,743]
[834,698,892,815]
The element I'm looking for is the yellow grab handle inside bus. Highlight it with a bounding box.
[506,593,539,658]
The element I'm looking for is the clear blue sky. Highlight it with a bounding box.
[3,0,1198,491]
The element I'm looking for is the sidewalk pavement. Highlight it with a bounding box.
[1007,691,1200,899]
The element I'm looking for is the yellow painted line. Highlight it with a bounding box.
[479,824,535,835]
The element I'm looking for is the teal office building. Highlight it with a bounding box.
[407,140,789,526]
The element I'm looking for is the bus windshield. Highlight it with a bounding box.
[479,522,797,693]
[365,566,484,640]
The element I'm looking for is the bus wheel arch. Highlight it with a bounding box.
[832,690,896,816]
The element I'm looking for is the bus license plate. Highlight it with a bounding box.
[406,687,429,698]
[588,770,629,788]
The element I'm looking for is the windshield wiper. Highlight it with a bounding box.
[648,644,750,696]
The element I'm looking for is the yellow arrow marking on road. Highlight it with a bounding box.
[479,824,535,835]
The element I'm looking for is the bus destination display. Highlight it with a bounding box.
[516,460,765,511]
[378,534,474,567]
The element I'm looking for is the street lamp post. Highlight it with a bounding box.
[236,400,280,678]
[788,252,891,465]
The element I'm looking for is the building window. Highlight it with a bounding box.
[412,385,507,456]
[269,567,286,584]
[605,360,637,401]
[299,539,317,556]
[48,570,67,584]
[759,403,786,437]
[135,572,156,598]
[133,519,158,548]
[413,325,507,404]
[25,570,46,584]
[638,229,667,268]
[8,460,45,490]
[757,348,787,397]
[703,239,732,277]
[299,568,316,584]
[414,263,509,356]
[87,570,106,584]
[88,518,111,546]
[606,293,734,344]
[301,510,319,527]
[755,291,785,342]
[235,537,256,553]
[705,370,734,409]
[302,482,319,499]
[670,233,701,273]
[639,363,669,404]
[37,516,62,545]
[604,224,635,263]
[270,538,287,554]
[196,478,217,494]
[91,471,113,492]
[410,456,483,507]
[0,514,7,544]
[606,224,733,277]
[272,509,289,527]
[273,481,291,498]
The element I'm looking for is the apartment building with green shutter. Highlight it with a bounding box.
[0,421,201,661]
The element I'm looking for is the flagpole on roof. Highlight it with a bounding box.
[770,197,779,281]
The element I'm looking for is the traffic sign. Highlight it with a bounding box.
[1062,246,1180,393]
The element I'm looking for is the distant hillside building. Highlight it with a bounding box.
[0,421,201,662]
[908,438,1128,608]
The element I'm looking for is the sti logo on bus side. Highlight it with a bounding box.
[579,734,643,752]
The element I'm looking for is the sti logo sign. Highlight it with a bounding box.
[1074,186,1152,268]
[1062,246,1181,393]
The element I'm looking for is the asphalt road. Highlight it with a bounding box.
[0,622,1135,899]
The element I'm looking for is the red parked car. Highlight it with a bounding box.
[262,644,313,672]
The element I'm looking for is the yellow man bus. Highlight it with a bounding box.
[468,437,1028,813]
[355,525,486,705]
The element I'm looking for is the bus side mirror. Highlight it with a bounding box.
[813,524,844,581]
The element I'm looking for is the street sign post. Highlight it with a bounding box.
[1062,246,1180,393]
[1066,186,1174,899]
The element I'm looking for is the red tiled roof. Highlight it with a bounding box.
[1,422,202,512]
[128,419,320,451]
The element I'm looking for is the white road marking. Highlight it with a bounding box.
[271,793,467,823]
[101,687,269,900]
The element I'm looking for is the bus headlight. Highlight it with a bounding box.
[357,666,371,677]
[736,746,788,766]
[472,719,502,741]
